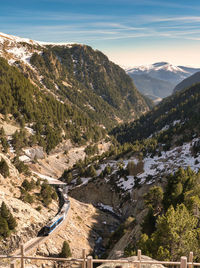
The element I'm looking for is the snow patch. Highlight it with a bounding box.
[19,155,31,162]
[117,176,135,191]
[97,203,115,213]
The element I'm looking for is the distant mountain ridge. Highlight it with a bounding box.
[111,82,200,146]
[174,71,200,93]
[126,62,200,101]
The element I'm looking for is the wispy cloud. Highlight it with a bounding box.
[1,6,200,45]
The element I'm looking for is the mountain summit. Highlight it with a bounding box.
[126,62,200,101]
[0,32,151,130]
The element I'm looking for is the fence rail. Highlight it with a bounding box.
[0,246,197,268]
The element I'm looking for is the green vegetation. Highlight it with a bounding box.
[0,57,106,153]
[84,144,99,156]
[21,179,35,191]
[40,182,58,207]
[13,156,30,175]
[125,168,200,261]
[29,45,151,130]
[0,202,17,238]
[59,240,72,258]
[0,127,8,153]
[85,165,97,178]
[0,158,9,178]
[111,83,200,148]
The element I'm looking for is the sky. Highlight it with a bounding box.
[1,0,200,67]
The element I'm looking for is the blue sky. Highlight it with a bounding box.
[1,0,200,67]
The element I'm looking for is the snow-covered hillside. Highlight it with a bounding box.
[0,32,74,67]
[126,62,200,82]
[125,62,200,100]
[69,138,200,194]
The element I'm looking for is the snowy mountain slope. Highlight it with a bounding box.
[69,138,200,195]
[126,62,200,100]
[127,62,200,83]
[0,32,73,66]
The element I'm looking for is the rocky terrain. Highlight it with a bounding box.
[0,154,59,255]
[36,197,120,258]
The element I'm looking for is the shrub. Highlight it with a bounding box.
[0,158,9,178]
[59,241,72,258]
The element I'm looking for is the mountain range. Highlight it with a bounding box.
[0,31,200,261]
[0,32,151,131]
[174,71,200,92]
[126,62,200,101]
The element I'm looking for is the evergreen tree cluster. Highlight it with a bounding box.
[125,168,200,261]
[0,57,106,153]
[59,240,72,258]
[12,156,30,175]
[112,83,200,146]
[40,182,58,207]
[29,45,151,130]
[0,202,17,238]
[0,127,8,153]
[0,157,9,178]
[20,178,57,207]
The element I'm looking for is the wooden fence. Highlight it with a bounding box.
[0,246,198,268]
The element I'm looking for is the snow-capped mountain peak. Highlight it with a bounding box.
[0,31,74,46]
[125,61,200,101]
[0,31,75,67]
[127,62,189,74]
[126,61,200,84]
[0,32,38,45]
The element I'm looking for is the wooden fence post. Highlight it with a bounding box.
[10,262,15,268]
[82,249,86,268]
[180,256,187,268]
[87,256,93,268]
[137,249,141,268]
[189,252,193,268]
[21,244,25,268]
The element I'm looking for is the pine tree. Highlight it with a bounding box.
[1,202,10,220]
[59,241,72,258]
[7,213,17,230]
[0,158,9,178]
[144,186,163,214]
[0,216,10,238]
[0,202,17,231]
[139,204,200,261]
[86,165,96,177]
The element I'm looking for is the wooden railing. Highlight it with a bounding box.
[0,247,198,268]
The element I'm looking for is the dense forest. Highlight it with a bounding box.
[27,43,151,129]
[111,83,200,148]
[0,57,106,153]
[125,168,200,261]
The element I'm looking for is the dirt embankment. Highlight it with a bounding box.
[35,197,120,258]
